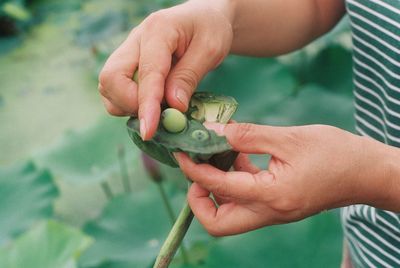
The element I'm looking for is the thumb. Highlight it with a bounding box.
[165,41,226,111]
[204,122,290,157]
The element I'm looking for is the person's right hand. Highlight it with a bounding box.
[98,0,234,140]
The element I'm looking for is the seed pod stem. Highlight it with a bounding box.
[100,180,113,200]
[118,145,131,193]
[156,180,190,265]
[156,182,176,225]
[143,152,190,263]
[153,198,193,268]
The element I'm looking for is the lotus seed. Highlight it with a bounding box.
[161,108,187,133]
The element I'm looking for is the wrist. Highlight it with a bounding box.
[379,144,400,212]
[188,0,237,29]
[358,137,400,212]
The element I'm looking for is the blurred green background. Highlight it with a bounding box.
[0,0,355,267]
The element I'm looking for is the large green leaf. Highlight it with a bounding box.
[0,19,103,165]
[33,117,145,226]
[79,184,210,268]
[75,9,129,46]
[204,211,343,268]
[79,188,170,268]
[278,19,352,96]
[262,84,355,131]
[0,220,92,268]
[35,117,140,183]
[298,45,353,95]
[0,161,58,246]
[199,56,296,120]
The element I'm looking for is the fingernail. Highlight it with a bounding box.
[172,152,184,166]
[173,152,182,160]
[175,89,188,107]
[203,122,225,136]
[140,118,147,140]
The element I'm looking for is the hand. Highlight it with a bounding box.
[98,1,234,140]
[175,123,396,236]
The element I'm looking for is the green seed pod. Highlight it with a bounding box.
[126,92,239,168]
[191,130,209,141]
[190,92,238,124]
[161,108,187,133]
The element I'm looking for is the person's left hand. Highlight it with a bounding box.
[174,122,390,236]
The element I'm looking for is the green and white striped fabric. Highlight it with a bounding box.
[342,0,400,267]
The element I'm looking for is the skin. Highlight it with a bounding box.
[174,123,400,236]
[98,0,345,139]
[99,0,400,251]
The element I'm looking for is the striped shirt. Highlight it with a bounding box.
[342,0,400,267]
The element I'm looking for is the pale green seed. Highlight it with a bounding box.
[161,108,187,133]
[133,70,139,84]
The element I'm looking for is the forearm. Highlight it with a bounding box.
[231,0,346,56]
[361,137,400,212]
[195,0,346,56]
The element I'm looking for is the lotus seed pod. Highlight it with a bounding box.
[126,92,238,167]
[161,108,187,133]
[191,130,209,141]
[190,92,238,124]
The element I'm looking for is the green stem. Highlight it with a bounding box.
[100,181,113,200]
[156,182,190,264]
[153,201,194,268]
[156,183,176,225]
[118,145,131,193]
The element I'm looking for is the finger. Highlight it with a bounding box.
[101,96,128,116]
[213,194,230,206]
[234,153,261,174]
[188,183,262,236]
[175,153,256,198]
[98,31,140,115]
[137,33,177,140]
[205,122,292,157]
[164,38,225,111]
[188,183,216,219]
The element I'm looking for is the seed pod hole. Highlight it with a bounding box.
[161,108,187,133]
[191,130,209,141]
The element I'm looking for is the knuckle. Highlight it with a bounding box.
[234,123,256,144]
[104,102,122,116]
[272,194,302,214]
[205,41,222,59]
[139,62,165,81]
[276,198,297,213]
[172,68,200,91]
[129,26,139,36]
[253,172,275,196]
[106,106,122,116]
[144,11,169,31]
[98,70,113,96]
[138,62,155,79]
